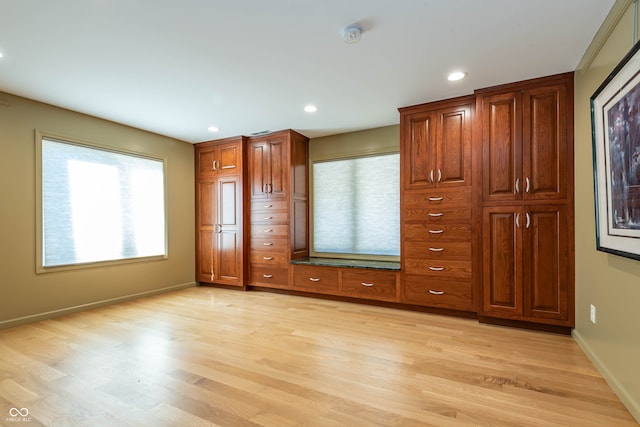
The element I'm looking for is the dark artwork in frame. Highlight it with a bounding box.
[591,40,640,261]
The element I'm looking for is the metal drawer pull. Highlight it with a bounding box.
[525,177,530,193]
[428,247,444,252]
[429,290,445,295]
[515,177,520,193]
[263,242,273,246]
[263,274,273,278]
[264,216,273,220]
[309,277,321,282]
[428,196,444,202]
[361,282,375,287]
[263,256,273,261]
[437,168,442,183]
[428,213,444,217]
[526,212,531,229]
[429,266,445,271]
[428,229,444,234]
[264,229,273,233]
[515,213,520,228]
[264,204,272,208]
[430,169,434,183]
[212,160,218,171]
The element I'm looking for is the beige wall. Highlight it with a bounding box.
[573,0,640,421]
[0,92,196,327]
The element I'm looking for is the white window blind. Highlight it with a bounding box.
[313,153,400,257]
[40,138,166,268]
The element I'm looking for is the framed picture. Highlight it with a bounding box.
[591,40,640,261]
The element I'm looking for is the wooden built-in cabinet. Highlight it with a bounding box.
[476,73,574,327]
[247,130,309,289]
[399,96,478,312]
[194,73,575,333]
[195,137,246,287]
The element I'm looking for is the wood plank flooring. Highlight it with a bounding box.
[0,286,636,426]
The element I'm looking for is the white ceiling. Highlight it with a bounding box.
[0,1,615,143]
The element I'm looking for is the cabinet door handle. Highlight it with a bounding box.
[429,290,445,295]
[263,242,274,246]
[515,213,520,228]
[525,177,530,193]
[525,212,531,229]
[430,169,434,183]
[264,229,273,233]
[214,224,222,234]
[428,213,444,217]
[515,177,520,194]
[212,160,218,171]
[361,282,375,287]
[437,168,442,183]
[429,266,445,271]
[309,277,321,282]
[428,196,444,202]
[263,274,273,279]
[428,247,444,252]
[428,229,444,234]
[263,256,273,261]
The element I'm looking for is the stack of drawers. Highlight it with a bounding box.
[249,200,290,288]
[402,188,474,311]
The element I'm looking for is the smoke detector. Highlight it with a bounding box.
[341,24,362,44]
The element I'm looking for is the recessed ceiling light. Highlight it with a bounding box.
[448,71,467,81]
[207,126,219,132]
[304,105,318,113]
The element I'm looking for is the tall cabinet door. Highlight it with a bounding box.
[482,92,523,202]
[248,141,269,200]
[216,176,242,283]
[523,205,570,321]
[437,103,472,188]
[266,136,288,200]
[482,206,522,316]
[522,84,568,201]
[196,180,216,282]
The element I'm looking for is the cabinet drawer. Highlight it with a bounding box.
[403,275,473,311]
[250,266,289,288]
[403,259,471,278]
[251,200,288,213]
[342,270,398,302]
[250,251,288,266]
[292,265,339,294]
[403,223,472,241]
[251,238,288,252]
[251,224,289,238]
[403,206,471,222]
[250,211,289,224]
[403,241,472,260]
[403,189,471,206]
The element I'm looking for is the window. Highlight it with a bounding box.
[37,134,167,270]
[312,153,400,259]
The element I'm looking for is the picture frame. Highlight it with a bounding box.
[591,40,640,261]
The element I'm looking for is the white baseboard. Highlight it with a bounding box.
[573,329,640,423]
[0,281,197,330]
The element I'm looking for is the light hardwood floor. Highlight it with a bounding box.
[0,287,636,426]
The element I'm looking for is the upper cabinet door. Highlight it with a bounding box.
[217,141,241,175]
[403,110,436,190]
[522,84,568,201]
[482,91,523,202]
[401,97,473,191]
[248,140,269,200]
[437,103,472,188]
[267,136,288,200]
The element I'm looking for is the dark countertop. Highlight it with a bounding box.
[290,257,401,271]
